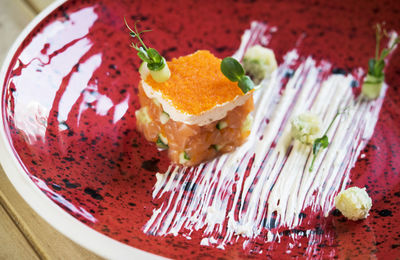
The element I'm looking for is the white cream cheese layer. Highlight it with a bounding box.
[141,78,252,126]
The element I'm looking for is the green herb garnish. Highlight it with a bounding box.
[309,108,347,172]
[124,18,171,82]
[362,23,399,99]
[221,57,255,94]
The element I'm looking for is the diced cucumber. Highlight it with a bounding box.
[156,133,168,149]
[139,62,150,80]
[135,107,151,124]
[241,114,253,133]
[210,144,222,152]
[160,111,170,124]
[149,58,171,83]
[152,98,161,107]
[141,59,171,83]
[362,74,383,100]
[216,121,228,130]
[179,151,190,164]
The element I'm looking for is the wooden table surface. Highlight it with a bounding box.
[0,0,102,259]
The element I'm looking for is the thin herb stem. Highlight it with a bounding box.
[134,22,148,51]
[124,17,150,51]
[309,155,317,171]
[323,110,340,136]
[375,24,381,61]
[308,106,348,172]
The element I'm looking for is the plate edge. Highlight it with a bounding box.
[0,1,164,259]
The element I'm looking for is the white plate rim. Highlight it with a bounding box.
[0,0,164,259]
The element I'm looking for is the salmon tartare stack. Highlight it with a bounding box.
[135,50,254,166]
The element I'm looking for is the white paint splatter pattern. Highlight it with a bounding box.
[143,22,387,250]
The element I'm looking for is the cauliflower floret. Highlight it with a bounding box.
[290,112,321,145]
[334,187,372,221]
[242,45,277,84]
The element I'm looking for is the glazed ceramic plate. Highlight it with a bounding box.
[1,0,400,258]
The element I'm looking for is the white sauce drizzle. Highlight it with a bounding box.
[143,22,388,251]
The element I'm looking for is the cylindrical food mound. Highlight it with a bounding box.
[136,83,254,166]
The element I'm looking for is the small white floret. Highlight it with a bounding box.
[334,187,372,221]
[290,112,321,145]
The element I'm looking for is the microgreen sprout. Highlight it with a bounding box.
[362,23,399,99]
[124,17,171,82]
[309,107,348,172]
[221,57,255,94]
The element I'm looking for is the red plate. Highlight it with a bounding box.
[1,0,400,258]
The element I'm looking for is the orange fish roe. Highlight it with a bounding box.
[145,50,244,115]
